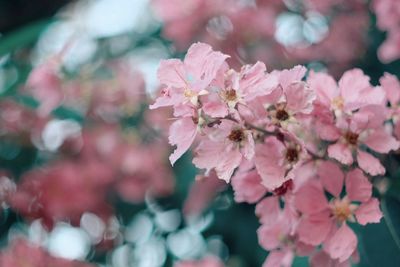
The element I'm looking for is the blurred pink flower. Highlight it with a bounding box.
[183,172,226,217]
[10,160,114,228]
[294,169,382,262]
[26,59,63,117]
[372,0,400,62]
[175,255,225,267]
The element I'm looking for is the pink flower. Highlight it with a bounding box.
[260,66,315,128]
[255,132,307,190]
[10,161,114,229]
[183,172,227,217]
[202,62,277,118]
[325,105,399,175]
[150,42,229,109]
[372,0,400,62]
[308,69,385,113]
[294,168,382,262]
[193,119,254,182]
[310,250,357,267]
[231,162,268,204]
[115,143,175,203]
[26,59,63,117]
[174,256,225,267]
[380,73,400,139]
[257,195,313,267]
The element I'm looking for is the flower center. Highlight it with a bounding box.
[276,109,289,121]
[331,198,353,223]
[332,96,344,110]
[285,147,299,163]
[224,89,237,102]
[184,88,196,98]
[228,129,245,143]
[345,131,358,145]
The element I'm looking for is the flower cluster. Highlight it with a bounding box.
[152,0,369,74]
[1,57,175,243]
[151,42,400,265]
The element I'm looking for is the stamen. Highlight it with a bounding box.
[331,198,354,223]
[345,131,358,145]
[276,109,289,121]
[223,89,237,101]
[228,129,245,142]
[285,147,299,163]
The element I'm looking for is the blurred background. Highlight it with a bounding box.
[0,0,400,266]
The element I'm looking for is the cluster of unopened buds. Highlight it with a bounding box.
[151,42,400,266]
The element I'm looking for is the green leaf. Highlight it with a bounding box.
[0,19,53,57]
[172,152,197,203]
[355,196,400,267]
[52,106,84,123]
[292,256,308,267]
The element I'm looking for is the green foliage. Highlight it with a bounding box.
[0,19,53,57]
[355,196,400,267]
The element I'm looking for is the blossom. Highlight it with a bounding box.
[308,69,385,113]
[10,161,114,228]
[254,132,307,190]
[202,61,277,118]
[372,0,400,63]
[380,73,400,139]
[150,42,229,109]
[150,43,396,265]
[325,106,399,175]
[294,167,382,262]
[260,66,315,128]
[26,58,63,117]
[257,195,313,267]
[231,163,267,204]
[183,172,227,217]
[193,119,254,182]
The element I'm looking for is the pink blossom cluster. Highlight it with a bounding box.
[9,124,174,229]
[27,60,146,120]
[372,0,400,63]
[2,58,175,236]
[150,42,400,265]
[175,255,225,267]
[152,0,369,75]
[0,238,95,267]
[0,99,48,144]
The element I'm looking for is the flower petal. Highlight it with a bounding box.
[345,168,372,202]
[297,211,333,246]
[328,143,353,165]
[356,149,385,176]
[324,223,358,263]
[355,198,383,225]
[157,59,187,88]
[294,180,329,214]
[255,196,280,225]
[363,129,400,154]
[169,118,197,165]
[318,161,344,197]
[255,137,287,189]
